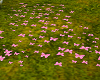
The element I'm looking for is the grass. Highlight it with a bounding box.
[0,0,100,80]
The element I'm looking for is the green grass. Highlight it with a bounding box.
[0,0,100,80]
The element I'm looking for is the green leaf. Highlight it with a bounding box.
[18,55,21,60]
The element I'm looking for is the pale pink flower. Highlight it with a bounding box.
[72,60,77,63]
[9,61,13,64]
[58,47,65,51]
[54,62,62,66]
[0,56,5,61]
[56,52,64,56]
[82,60,88,64]
[41,52,50,58]
[25,55,28,58]
[34,50,39,53]
[14,52,20,55]
[18,60,23,64]
[44,40,50,43]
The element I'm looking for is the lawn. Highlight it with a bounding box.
[0,0,100,80]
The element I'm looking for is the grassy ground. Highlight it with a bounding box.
[0,0,100,80]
